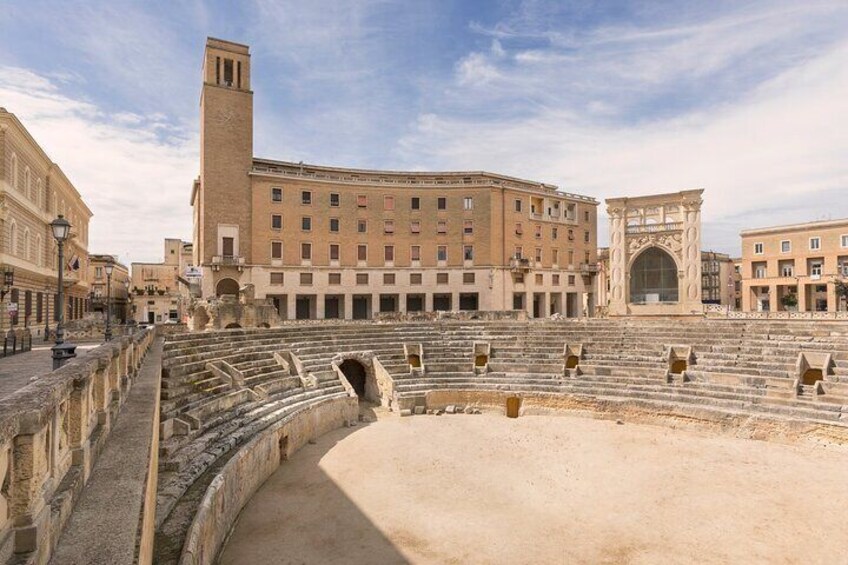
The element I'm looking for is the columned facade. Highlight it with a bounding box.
[606,190,704,316]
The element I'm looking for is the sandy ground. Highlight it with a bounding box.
[219,411,848,565]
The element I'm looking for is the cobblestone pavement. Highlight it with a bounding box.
[0,341,102,402]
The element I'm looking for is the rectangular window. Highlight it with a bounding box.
[384,245,394,262]
[437,197,447,210]
[301,191,312,205]
[552,274,560,285]
[357,245,367,261]
[329,244,340,261]
[222,237,234,257]
[300,243,312,260]
[384,196,395,210]
[810,237,821,250]
[584,230,590,243]
[514,199,522,212]
[781,240,791,253]
[383,273,395,285]
[568,275,575,286]
[568,229,574,241]
[410,220,421,234]
[781,264,794,277]
[568,250,574,265]
[535,225,542,239]
[584,210,590,222]
[514,246,523,259]
[411,245,421,261]
[535,248,542,262]
[357,194,367,208]
[754,242,764,254]
[270,272,284,285]
[436,273,449,284]
[515,223,523,235]
[330,192,340,207]
[437,245,447,262]
[811,261,822,276]
[411,197,420,210]
[552,249,559,264]
[535,273,543,285]
[272,215,282,230]
[463,196,473,210]
[272,187,282,202]
[95,267,102,278]
[357,219,367,233]
[300,272,312,285]
[410,273,423,285]
[464,245,474,261]
[842,234,848,248]
[552,227,558,240]
[301,217,311,231]
[464,220,473,235]
[330,218,339,232]
[463,272,475,284]
[329,272,342,285]
[384,220,394,234]
[271,241,282,259]
[356,273,369,285]
[437,220,447,234]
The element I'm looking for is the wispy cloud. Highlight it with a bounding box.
[0,66,197,264]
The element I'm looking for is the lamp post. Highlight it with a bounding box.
[104,260,114,341]
[50,215,76,369]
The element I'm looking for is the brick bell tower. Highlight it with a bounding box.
[195,37,253,297]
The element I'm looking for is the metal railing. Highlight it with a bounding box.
[626,222,683,234]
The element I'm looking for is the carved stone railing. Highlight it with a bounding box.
[626,222,683,234]
[0,328,155,563]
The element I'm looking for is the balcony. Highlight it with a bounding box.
[626,222,683,235]
[509,257,531,272]
[211,255,245,271]
[580,263,599,275]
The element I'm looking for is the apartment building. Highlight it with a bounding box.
[701,250,735,306]
[130,238,193,323]
[0,108,92,338]
[740,218,848,312]
[192,38,599,320]
[88,254,130,323]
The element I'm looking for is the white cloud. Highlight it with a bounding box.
[0,66,197,265]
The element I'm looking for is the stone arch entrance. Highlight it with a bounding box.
[339,359,367,398]
[629,247,679,304]
[216,278,240,297]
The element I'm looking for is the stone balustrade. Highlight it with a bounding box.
[0,328,154,564]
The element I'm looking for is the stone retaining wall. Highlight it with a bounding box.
[0,328,155,564]
[178,396,358,565]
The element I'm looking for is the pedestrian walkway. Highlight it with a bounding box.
[0,341,103,402]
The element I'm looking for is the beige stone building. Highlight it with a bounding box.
[605,190,704,316]
[131,238,193,324]
[191,38,599,320]
[701,250,735,307]
[740,218,848,312]
[88,254,130,323]
[0,108,92,339]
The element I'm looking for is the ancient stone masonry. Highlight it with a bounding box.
[0,328,154,564]
[153,317,848,564]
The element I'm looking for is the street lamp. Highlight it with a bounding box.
[104,259,114,341]
[50,215,76,370]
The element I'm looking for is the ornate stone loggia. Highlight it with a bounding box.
[606,190,704,316]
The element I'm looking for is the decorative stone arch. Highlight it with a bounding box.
[628,246,681,305]
[9,153,18,189]
[216,277,240,297]
[331,351,383,404]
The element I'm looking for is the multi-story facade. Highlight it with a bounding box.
[0,108,92,339]
[130,238,193,324]
[740,218,848,312]
[701,250,735,306]
[192,38,598,320]
[88,254,130,323]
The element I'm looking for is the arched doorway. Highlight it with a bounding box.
[630,247,679,304]
[216,278,240,297]
[339,359,367,398]
[224,323,242,329]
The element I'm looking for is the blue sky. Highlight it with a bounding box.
[1,0,846,263]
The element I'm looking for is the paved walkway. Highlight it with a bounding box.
[0,341,103,402]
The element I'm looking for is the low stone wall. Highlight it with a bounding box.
[178,396,358,565]
[419,389,848,446]
[374,310,528,322]
[0,328,155,564]
[709,310,848,320]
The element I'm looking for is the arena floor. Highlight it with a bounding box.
[220,410,848,564]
